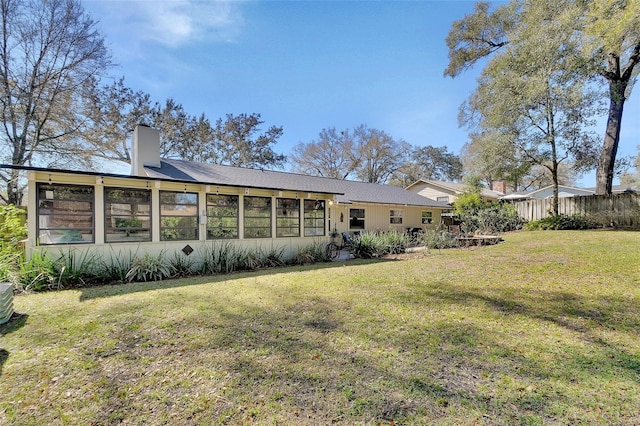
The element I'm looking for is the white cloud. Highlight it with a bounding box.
[87,0,245,49]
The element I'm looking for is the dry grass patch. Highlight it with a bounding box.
[1,230,640,425]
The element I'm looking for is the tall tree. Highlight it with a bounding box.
[81,77,152,163]
[213,113,286,169]
[83,80,286,170]
[585,1,640,194]
[352,125,410,184]
[458,1,601,214]
[289,125,409,184]
[411,145,463,182]
[460,130,531,191]
[445,0,640,195]
[391,145,463,187]
[290,127,357,179]
[0,0,112,204]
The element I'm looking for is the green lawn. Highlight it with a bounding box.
[1,231,640,425]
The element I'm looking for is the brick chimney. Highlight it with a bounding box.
[131,124,161,177]
[491,180,507,194]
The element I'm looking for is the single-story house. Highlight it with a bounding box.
[405,179,505,204]
[6,125,448,264]
[500,184,636,201]
[500,185,595,201]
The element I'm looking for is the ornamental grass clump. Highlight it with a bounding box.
[200,241,242,275]
[293,241,332,264]
[125,252,174,283]
[19,249,102,291]
[349,232,386,259]
[379,230,410,254]
[419,229,459,250]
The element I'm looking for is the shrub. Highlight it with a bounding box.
[525,214,595,231]
[126,252,174,283]
[474,203,525,234]
[259,247,286,268]
[419,229,459,250]
[0,205,29,286]
[378,230,410,254]
[348,232,385,259]
[169,252,196,278]
[293,241,332,264]
[200,242,243,275]
[0,205,27,248]
[98,249,136,284]
[19,249,102,291]
[0,250,22,284]
[455,200,525,235]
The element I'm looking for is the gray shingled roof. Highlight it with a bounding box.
[145,159,447,208]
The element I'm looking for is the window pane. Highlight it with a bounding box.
[206,194,239,239]
[160,191,198,241]
[105,188,151,243]
[161,216,198,228]
[160,192,197,204]
[276,198,299,237]
[390,209,403,224]
[349,208,365,230]
[38,229,93,244]
[244,196,271,238]
[37,184,94,245]
[422,211,433,224]
[304,200,325,237]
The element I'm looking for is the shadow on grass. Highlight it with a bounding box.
[423,282,640,379]
[78,257,388,302]
[0,312,28,377]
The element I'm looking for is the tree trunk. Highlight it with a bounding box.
[596,53,628,195]
[6,168,23,206]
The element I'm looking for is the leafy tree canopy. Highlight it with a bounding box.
[445,0,640,195]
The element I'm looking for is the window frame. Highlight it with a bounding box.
[276,198,300,238]
[349,208,365,230]
[104,187,152,243]
[303,199,325,237]
[421,211,433,224]
[159,190,199,241]
[243,196,272,238]
[206,194,239,239]
[36,183,95,245]
[389,209,404,225]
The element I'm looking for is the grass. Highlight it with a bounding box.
[1,230,640,425]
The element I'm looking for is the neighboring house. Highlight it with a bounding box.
[501,185,595,201]
[405,179,504,204]
[7,125,448,264]
[500,184,635,201]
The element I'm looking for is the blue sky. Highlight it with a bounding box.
[83,0,639,186]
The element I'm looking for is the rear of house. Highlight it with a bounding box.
[9,126,448,266]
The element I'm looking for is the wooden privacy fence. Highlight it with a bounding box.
[512,193,640,228]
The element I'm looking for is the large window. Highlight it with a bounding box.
[105,188,151,242]
[349,208,365,230]
[304,199,325,236]
[390,209,403,224]
[160,191,198,241]
[37,183,94,244]
[276,198,300,237]
[207,194,239,239]
[244,196,271,238]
